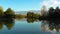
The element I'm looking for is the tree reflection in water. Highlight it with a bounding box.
[27,18,34,23]
[0,19,15,30]
[41,20,60,33]
[41,20,49,32]
[27,17,39,23]
[0,21,4,30]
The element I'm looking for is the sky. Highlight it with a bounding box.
[0,0,60,11]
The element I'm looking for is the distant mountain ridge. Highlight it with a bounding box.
[15,10,41,14]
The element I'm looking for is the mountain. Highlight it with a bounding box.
[15,10,41,14]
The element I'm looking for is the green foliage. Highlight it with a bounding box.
[5,8,14,15]
[0,7,4,17]
[27,12,40,23]
[27,12,34,18]
[5,8,15,18]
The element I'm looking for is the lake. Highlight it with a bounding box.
[0,19,60,34]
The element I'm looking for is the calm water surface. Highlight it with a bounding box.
[0,19,60,34]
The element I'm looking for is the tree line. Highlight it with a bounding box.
[39,7,60,20]
[1,6,60,21]
[0,7,15,19]
[27,7,60,23]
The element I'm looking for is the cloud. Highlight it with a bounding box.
[40,0,60,9]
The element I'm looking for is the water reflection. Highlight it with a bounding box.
[0,17,60,34]
[0,19,15,30]
[27,18,34,23]
[41,20,48,32]
[41,20,60,33]
[27,18,60,33]
[27,18,38,23]
[48,20,60,32]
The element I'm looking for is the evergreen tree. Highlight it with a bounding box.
[5,8,15,18]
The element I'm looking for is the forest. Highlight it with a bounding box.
[0,6,60,21]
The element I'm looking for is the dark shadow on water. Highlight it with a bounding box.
[41,19,60,32]
[27,17,60,32]
[0,18,15,30]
